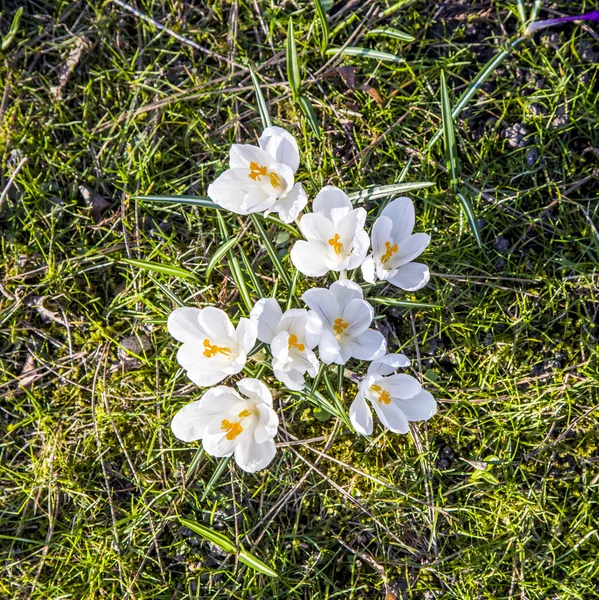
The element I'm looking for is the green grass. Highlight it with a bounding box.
[1,1,598,598]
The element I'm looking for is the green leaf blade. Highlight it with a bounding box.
[348,181,434,202]
[122,258,199,283]
[179,518,278,578]
[250,67,272,129]
[325,46,405,63]
[366,27,415,42]
[286,19,301,99]
[314,0,329,52]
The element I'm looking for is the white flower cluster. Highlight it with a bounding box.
[169,127,436,473]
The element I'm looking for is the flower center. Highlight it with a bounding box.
[328,233,343,255]
[370,384,391,404]
[333,318,349,335]
[288,334,305,352]
[203,339,232,358]
[220,409,255,440]
[248,161,281,188]
[381,240,398,265]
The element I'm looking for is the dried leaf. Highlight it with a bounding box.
[51,37,90,100]
[80,184,110,222]
[335,66,356,88]
[360,83,383,104]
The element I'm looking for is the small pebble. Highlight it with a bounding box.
[495,237,510,253]
[118,334,152,360]
[526,148,540,166]
[503,123,528,148]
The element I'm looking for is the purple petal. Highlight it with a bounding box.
[527,10,599,34]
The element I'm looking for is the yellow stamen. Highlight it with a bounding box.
[328,233,343,255]
[288,334,305,352]
[381,240,398,265]
[203,339,231,358]
[248,161,268,181]
[248,161,281,189]
[370,384,391,404]
[333,318,349,335]
[238,409,252,418]
[221,419,243,440]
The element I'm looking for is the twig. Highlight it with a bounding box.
[0,156,28,210]
[112,0,245,71]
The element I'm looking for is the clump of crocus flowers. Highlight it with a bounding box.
[168,127,436,473]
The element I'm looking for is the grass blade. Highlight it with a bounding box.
[366,27,415,42]
[201,456,231,500]
[369,297,439,309]
[135,195,301,237]
[326,46,405,63]
[238,249,265,298]
[135,194,217,208]
[179,518,278,578]
[205,237,239,282]
[425,37,524,150]
[516,0,527,29]
[457,192,482,247]
[122,258,199,283]
[250,67,272,129]
[348,181,434,202]
[286,18,301,100]
[314,0,329,52]
[218,213,253,312]
[297,95,321,138]
[1,7,23,52]
[440,70,458,192]
[250,214,292,288]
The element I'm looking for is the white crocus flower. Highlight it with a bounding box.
[250,299,322,391]
[361,197,431,291]
[167,307,257,387]
[301,280,386,365]
[350,354,437,436]
[208,126,308,223]
[171,379,279,473]
[290,186,369,277]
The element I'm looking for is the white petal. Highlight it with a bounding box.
[234,438,277,473]
[290,240,329,277]
[229,144,273,169]
[349,395,373,436]
[312,185,352,224]
[271,331,292,367]
[279,309,309,337]
[197,307,236,343]
[301,288,339,329]
[171,388,239,442]
[345,230,370,271]
[318,328,342,364]
[329,279,364,306]
[305,310,324,349]
[250,298,282,344]
[202,414,254,457]
[167,307,203,344]
[273,367,305,391]
[239,186,277,214]
[266,162,295,198]
[254,402,279,442]
[236,378,273,407]
[390,233,430,269]
[207,169,251,214]
[298,212,336,244]
[236,318,257,354]
[348,328,387,361]
[367,353,410,376]
[380,197,415,242]
[361,255,376,284]
[394,389,437,422]
[342,298,374,336]
[371,399,410,434]
[371,216,393,257]
[270,182,308,223]
[383,373,422,399]
[258,126,300,173]
[387,262,430,291]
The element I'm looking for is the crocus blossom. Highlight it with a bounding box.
[526,10,599,35]
[168,306,257,387]
[350,354,437,436]
[302,280,386,365]
[208,126,307,223]
[250,299,322,391]
[290,186,369,277]
[171,379,279,473]
[361,196,430,291]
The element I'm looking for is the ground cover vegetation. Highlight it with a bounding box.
[1,1,598,598]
